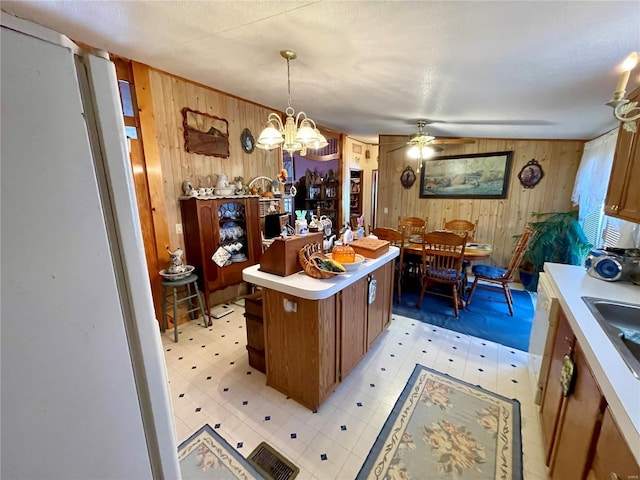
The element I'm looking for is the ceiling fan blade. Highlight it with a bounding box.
[431,138,476,145]
[387,144,408,152]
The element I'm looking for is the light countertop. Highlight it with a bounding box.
[545,263,640,464]
[243,247,399,300]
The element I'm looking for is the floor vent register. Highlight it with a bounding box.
[247,442,299,480]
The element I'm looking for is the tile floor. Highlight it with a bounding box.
[163,302,548,480]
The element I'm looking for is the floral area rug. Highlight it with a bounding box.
[356,365,523,480]
[178,424,265,479]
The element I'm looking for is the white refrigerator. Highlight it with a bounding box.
[1,13,179,479]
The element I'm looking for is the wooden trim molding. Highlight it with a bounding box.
[131,62,171,264]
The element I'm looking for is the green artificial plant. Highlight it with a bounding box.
[519,210,592,291]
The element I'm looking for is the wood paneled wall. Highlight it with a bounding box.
[377,138,584,268]
[146,68,282,250]
[144,67,283,303]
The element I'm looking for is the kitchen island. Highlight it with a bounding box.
[544,263,640,473]
[243,247,399,410]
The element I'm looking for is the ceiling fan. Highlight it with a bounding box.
[384,120,475,158]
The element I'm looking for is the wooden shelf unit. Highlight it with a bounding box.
[180,196,261,313]
[349,169,363,226]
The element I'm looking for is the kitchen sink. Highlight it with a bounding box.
[582,296,640,379]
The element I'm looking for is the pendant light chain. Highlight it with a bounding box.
[255,49,328,153]
[286,57,293,110]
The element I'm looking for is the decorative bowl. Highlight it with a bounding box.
[159,264,195,281]
[330,253,365,271]
[214,188,235,196]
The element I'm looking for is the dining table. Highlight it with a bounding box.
[403,233,493,261]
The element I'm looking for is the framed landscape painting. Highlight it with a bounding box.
[419,151,513,199]
[182,107,230,158]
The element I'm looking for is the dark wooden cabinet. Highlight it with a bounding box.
[587,407,640,480]
[604,86,640,223]
[180,196,261,311]
[302,168,340,233]
[349,169,362,225]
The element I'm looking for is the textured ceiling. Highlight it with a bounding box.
[3,1,640,144]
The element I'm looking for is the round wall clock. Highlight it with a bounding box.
[518,159,544,188]
[400,166,416,189]
[240,128,255,154]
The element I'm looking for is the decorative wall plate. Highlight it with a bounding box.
[240,128,255,154]
[518,159,544,188]
[400,166,416,189]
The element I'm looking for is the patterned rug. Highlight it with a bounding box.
[178,424,265,479]
[357,365,523,480]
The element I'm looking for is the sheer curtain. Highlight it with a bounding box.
[571,129,618,248]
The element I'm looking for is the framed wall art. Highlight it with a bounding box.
[182,107,229,158]
[518,159,544,188]
[419,151,513,199]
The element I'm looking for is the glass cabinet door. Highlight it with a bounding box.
[217,201,248,264]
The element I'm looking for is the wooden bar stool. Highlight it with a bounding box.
[161,273,208,342]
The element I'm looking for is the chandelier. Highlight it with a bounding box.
[606,51,639,133]
[256,50,328,157]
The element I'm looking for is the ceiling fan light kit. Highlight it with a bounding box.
[606,51,640,133]
[387,120,472,157]
[256,50,328,157]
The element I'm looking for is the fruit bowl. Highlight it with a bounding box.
[330,253,365,271]
[299,244,345,279]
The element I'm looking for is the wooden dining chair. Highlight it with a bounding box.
[442,218,478,242]
[370,227,405,303]
[398,216,427,229]
[416,231,468,318]
[466,227,535,316]
[399,222,427,279]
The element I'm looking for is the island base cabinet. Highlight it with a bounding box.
[263,290,338,411]
[367,261,393,348]
[340,277,368,379]
[260,260,395,410]
[587,407,640,480]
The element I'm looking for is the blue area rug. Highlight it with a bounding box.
[392,282,534,351]
[178,424,265,479]
[357,365,523,480]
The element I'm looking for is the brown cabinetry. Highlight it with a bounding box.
[548,341,604,480]
[180,196,261,311]
[540,305,639,480]
[587,407,639,480]
[340,276,368,379]
[367,261,393,349]
[262,261,394,410]
[605,86,640,223]
[540,308,575,459]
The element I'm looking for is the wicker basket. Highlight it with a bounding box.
[299,243,343,279]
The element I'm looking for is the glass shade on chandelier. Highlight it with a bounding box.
[606,51,640,133]
[256,50,328,156]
